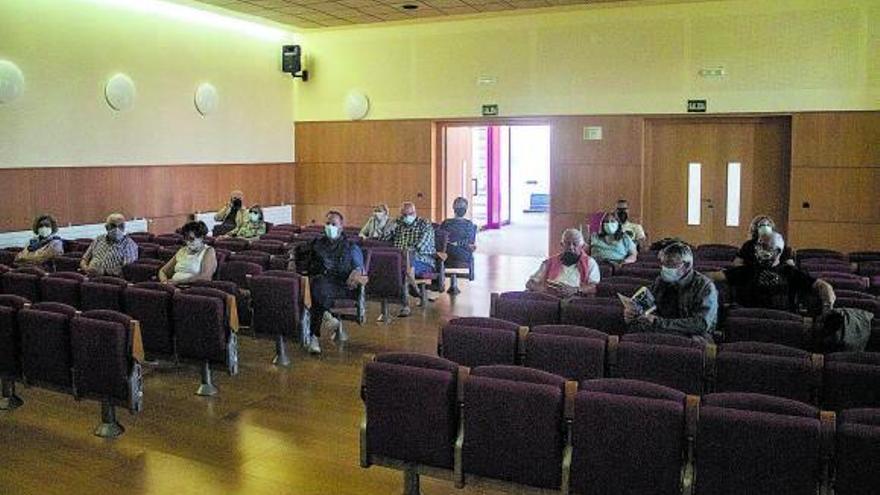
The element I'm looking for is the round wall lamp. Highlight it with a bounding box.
[195,83,219,116]
[345,90,370,121]
[0,60,25,104]
[105,73,136,111]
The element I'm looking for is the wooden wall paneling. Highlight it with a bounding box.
[789,168,880,224]
[294,121,433,225]
[791,112,880,168]
[552,116,643,166]
[0,163,296,234]
[788,221,880,253]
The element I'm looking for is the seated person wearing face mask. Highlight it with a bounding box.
[15,214,64,268]
[527,228,600,297]
[440,197,478,265]
[213,190,246,237]
[158,221,218,285]
[360,204,394,240]
[734,215,793,267]
[615,199,647,250]
[589,211,638,266]
[381,202,436,277]
[381,202,437,316]
[222,205,266,241]
[306,211,366,355]
[711,232,835,313]
[625,242,719,343]
[80,213,139,277]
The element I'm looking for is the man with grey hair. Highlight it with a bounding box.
[80,213,139,277]
[710,232,835,313]
[625,242,718,343]
[381,201,437,316]
[527,228,600,297]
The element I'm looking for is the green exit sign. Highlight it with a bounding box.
[481,104,499,116]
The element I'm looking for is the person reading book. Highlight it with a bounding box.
[623,242,718,343]
[527,228,600,297]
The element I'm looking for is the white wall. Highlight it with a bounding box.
[0,0,298,168]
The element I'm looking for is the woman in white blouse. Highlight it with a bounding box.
[159,221,217,284]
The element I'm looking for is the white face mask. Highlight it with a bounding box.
[324,224,340,239]
[660,265,683,283]
[757,225,773,237]
[402,214,416,225]
[187,239,204,252]
[374,212,387,222]
[37,226,52,238]
[604,222,618,235]
[249,213,260,222]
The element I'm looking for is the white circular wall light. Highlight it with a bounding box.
[0,60,25,104]
[345,90,370,121]
[105,73,136,111]
[195,83,218,116]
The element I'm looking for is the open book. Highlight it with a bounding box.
[617,286,657,316]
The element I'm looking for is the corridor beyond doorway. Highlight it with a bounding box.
[441,123,550,259]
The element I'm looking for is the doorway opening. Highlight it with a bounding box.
[440,123,550,258]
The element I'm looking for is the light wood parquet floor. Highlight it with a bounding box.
[0,252,543,495]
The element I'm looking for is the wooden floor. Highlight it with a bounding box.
[0,252,542,495]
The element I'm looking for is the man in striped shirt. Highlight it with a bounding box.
[80,213,139,277]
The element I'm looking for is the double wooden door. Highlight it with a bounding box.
[645,118,790,246]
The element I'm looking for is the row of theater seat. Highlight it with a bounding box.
[361,352,878,495]
[490,291,880,351]
[0,298,142,438]
[437,317,880,411]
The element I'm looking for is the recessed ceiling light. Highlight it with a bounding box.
[400,4,419,10]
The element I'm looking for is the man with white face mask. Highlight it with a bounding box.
[712,232,835,313]
[80,213,139,277]
[625,242,719,343]
[359,204,394,239]
[306,211,367,354]
[381,202,437,316]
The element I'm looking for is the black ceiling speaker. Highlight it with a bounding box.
[282,45,308,81]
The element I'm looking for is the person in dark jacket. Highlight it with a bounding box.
[306,210,367,355]
[625,242,719,343]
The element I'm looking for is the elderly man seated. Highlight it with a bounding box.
[710,232,835,314]
[381,201,437,316]
[306,210,367,355]
[526,228,600,297]
[625,242,719,343]
[80,213,139,277]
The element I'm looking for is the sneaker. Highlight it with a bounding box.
[308,337,322,355]
[398,306,412,318]
[320,312,340,336]
[332,325,349,342]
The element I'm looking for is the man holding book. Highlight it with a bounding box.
[623,242,718,343]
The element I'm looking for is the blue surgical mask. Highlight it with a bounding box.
[402,214,416,225]
[249,212,260,222]
[660,266,683,283]
[325,224,340,239]
[757,225,773,237]
[604,222,618,235]
[37,226,52,238]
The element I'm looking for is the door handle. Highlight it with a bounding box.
[472,178,478,194]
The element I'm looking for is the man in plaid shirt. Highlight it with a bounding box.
[382,202,436,275]
[80,213,139,277]
[382,202,437,316]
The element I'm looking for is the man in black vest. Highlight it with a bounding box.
[307,211,367,355]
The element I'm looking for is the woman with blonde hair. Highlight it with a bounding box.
[735,215,793,266]
[359,203,394,239]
